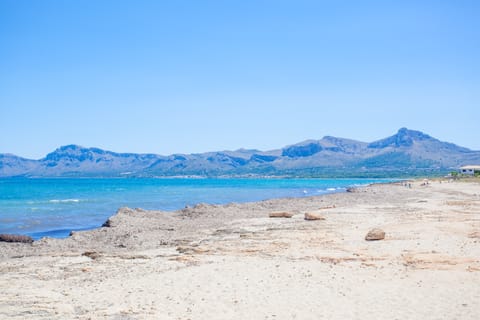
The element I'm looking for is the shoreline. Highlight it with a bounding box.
[1,179,479,319]
[2,177,396,240]
[25,187,353,241]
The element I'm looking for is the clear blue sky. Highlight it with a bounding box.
[1,0,479,159]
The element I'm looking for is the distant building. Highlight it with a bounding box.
[459,165,480,175]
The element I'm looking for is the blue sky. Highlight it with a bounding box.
[1,0,479,159]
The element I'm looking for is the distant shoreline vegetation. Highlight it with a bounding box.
[0,169,449,179]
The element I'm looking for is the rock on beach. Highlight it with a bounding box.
[365,228,385,241]
[304,212,326,220]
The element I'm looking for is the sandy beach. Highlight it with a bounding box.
[1,179,479,319]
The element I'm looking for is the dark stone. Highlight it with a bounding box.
[102,218,112,227]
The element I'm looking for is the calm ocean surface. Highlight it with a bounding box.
[0,178,392,240]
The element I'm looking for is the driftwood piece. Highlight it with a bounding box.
[269,212,294,218]
[304,212,326,221]
[0,234,34,243]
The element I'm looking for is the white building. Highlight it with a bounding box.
[459,165,480,175]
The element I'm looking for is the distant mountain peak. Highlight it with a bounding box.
[52,144,84,153]
[368,127,434,149]
[46,145,83,156]
[44,144,108,163]
[396,127,432,140]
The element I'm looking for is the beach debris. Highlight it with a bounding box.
[177,246,193,254]
[365,228,385,241]
[304,212,326,221]
[0,234,34,243]
[82,251,101,260]
[176,246,209,254]
[319,205,336,210]
[468,231,480,239]
[269,211,294,218]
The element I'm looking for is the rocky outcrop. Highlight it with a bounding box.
[282,142,323,158]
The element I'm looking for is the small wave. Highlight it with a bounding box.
[317,187,345,194]
[49,199,81,203]
[28,226,97,240]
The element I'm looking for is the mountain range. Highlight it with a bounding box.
[1,128,479,178]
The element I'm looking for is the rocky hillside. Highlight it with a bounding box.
[1,128,479,177]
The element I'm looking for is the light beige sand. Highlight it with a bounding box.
[1,180,479,319]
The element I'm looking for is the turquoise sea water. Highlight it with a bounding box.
[0,178,392,240]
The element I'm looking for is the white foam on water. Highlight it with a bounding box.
[49,199,81,203]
